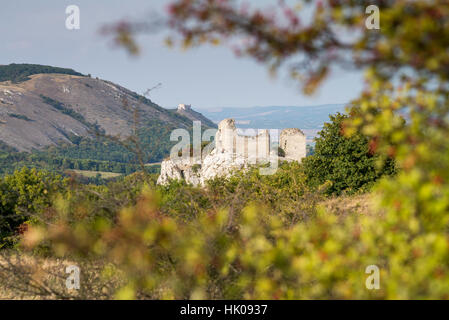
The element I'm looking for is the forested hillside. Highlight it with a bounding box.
[0,63,84,83]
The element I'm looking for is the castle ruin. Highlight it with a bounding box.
[177,103,191,111]
[280,128,307,162]
[157,118,307,186]
[215,119,270,161]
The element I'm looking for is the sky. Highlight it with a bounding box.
[1,0,364,110]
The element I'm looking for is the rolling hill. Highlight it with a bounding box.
[0,64,215,175]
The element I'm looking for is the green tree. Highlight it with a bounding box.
[0,168,66,246]
[303,113,395,194]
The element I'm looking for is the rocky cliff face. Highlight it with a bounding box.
[157,148,266,186]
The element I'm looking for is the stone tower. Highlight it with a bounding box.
[279,128,306,162]
[215,118,270,160]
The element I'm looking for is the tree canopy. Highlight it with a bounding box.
[303,113,395,194]
[0,63,83,83]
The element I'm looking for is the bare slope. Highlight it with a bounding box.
[0,73,196,152]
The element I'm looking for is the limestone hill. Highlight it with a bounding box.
[0,65,213,151]
[0,73,198,152]
[0,64,216,175]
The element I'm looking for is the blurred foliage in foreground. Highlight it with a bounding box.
[0,110,445,298]
[15,167,449,299]
[0,155,442,300]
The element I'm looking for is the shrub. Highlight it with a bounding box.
[0,168,66,247]
[303,113,395,195]
[277,147,285,157]
[7,114,33,122]
[21,184,449,299]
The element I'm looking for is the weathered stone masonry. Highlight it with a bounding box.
[157,118,307,186]
[215,119,270,160]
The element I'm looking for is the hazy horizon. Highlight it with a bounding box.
[1,0,362,110]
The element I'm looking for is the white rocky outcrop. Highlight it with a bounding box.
[158,157,202,186]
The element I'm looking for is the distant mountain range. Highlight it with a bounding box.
[198,104,347,141]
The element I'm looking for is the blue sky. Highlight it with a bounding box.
[1,0,363,110]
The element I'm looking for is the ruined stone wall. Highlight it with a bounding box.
[158,119,307,186]
[177,103,191,111]
[215,118,233,153]
[216,118,270,160]
[235,130,270,160]
[279,128,306,162]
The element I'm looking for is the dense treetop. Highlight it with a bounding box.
[303,113,396,195]
[0,63,84,83]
